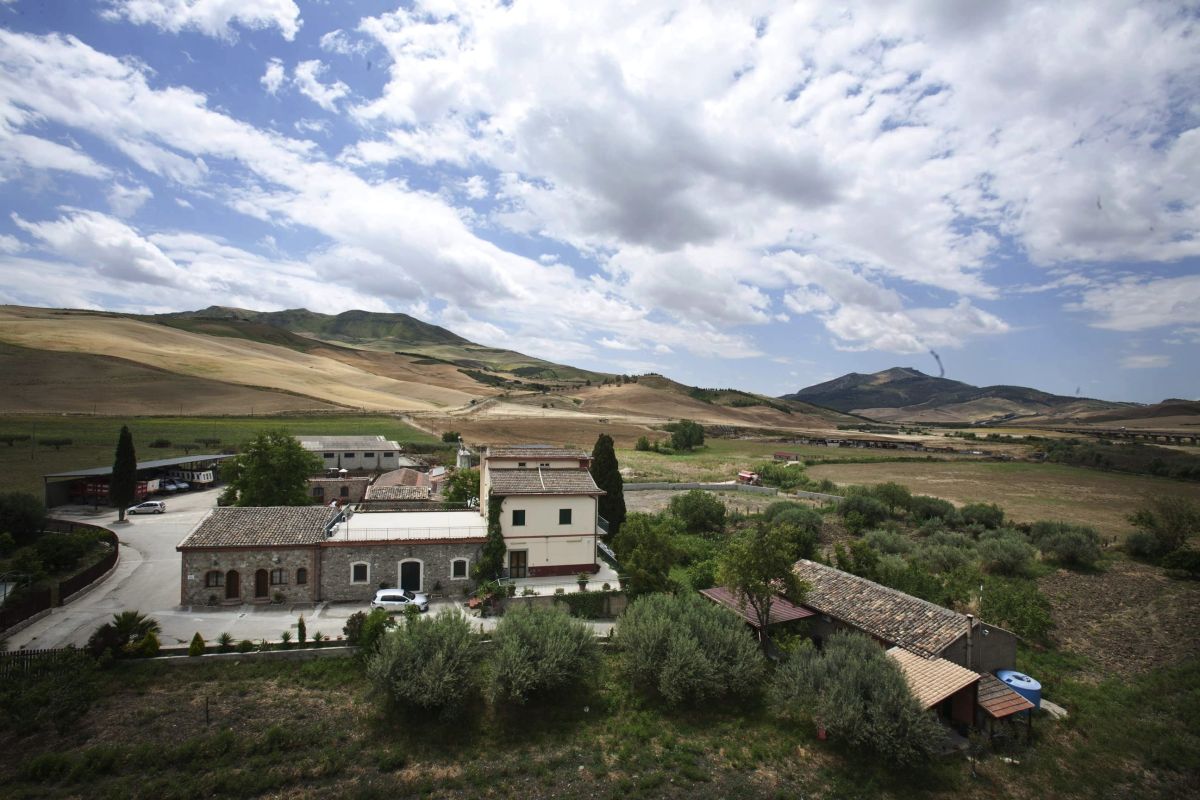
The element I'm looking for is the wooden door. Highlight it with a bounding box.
[508,550,527,579]
[399,561,422,592]
[225,570,240,600]
[254,569,269,598]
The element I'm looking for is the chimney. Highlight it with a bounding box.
[965,613,975,671]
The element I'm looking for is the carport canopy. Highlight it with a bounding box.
[43,453,236,480]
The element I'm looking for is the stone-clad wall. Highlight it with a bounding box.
[180,547,319,606]
[319,541,484,602]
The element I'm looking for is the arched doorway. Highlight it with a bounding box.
[399,560,422,592]
[225,570,240,600]
[254,569,269,599]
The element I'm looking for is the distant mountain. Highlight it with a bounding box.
[157,306,470,348]
[782,367,1133,424]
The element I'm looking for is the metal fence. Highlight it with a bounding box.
[0,646,82,680]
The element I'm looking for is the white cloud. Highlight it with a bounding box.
[106,182,153,217]
[103,0,301,41]
[294,118,329,136]
[1120,354,1170,369]
[294,60,349,111]
[1072,275,1200,332]
[260,58,285,94]
[174,197,193,208]
[461,175,489,200]
[319,29,371,56]
[0,233,23,253]
[0,131,111,180]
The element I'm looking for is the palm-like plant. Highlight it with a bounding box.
[110,611,161,646]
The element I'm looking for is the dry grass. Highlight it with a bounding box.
[806,461,1200,538]
[0,308,475,411]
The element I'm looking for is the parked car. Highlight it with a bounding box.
[127,500,166,515]
[370,588,429,613]
[159,478,190,492]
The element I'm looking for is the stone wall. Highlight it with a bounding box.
[319,541,484,602]
[180,546,319,606]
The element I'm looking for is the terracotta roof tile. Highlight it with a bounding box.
[178,507,339,549]
[887,647,980,709]
[486,445,589,460]
[977,673,1035,718]
[488,467,604,495]
[372,468,431,488]
[700,587,815,629]
[365,485,431,501]
[793,559,968,656]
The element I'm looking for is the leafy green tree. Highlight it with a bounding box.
[961,502,1005,529]
[837,494,889,533]
[769,631,942,766]
[870,482,913,513]
[667,419,705,451]
[668,489,726,535]
[490,605,594,704]
[590,434,626,539]
[635,436,651,451]
[110,425,138,522]
[441,431,461,443]
[221,430,322,506]
[0,492,45,545]
[1030,521,1101,568]
[443,467,480,506]
[614,513,677,596]
[1128,496,1200,557]
[979,576,1053,643]
[718,523,807,646]
[977,529,1035,576]
[367,610,478,718]
[617,593,763,706]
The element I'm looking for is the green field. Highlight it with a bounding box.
[0,415,438,499]
[1,648,1194,799]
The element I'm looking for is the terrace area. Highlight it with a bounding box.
[328,509,487,542]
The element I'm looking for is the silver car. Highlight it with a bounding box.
[127,500,166,514]
[370,588,429,613]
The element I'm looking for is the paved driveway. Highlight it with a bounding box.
[8,492,613,650]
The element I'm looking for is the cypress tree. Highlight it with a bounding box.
[110,425,138,522]
[590,433,626,539]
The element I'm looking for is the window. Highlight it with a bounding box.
[344,452,356,458]
[559,508,572,525]
[364,452,375,458]
[270,568,287,585]
[351,562,369,583]
[296,567,308,585]
[540,462,550,467]
[517,461,526,467]
[323,452,334,458]
[311,486,325,498]
[383,452,395,458]
[512,509,525,526]
[340,486,350,498]
[204,570,224,588]
[451,559,468,579]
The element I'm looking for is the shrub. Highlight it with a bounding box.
[613,513,678,597]
[0,649,99,735]
[236,639,255,653]
[616,593,763,706]
[914,543,972,574]
[555,590,610,619]
[869,482,913,513]
[668,490,726,536]
[960,503,1005,529]
[491,605,594,704]
[1161,549,1200,578]
[87,611,161,659]
[0,532,14,557]
[635,436,651,451]
[343,611,368,645]
[863,530,912,555]
[367,611,478,718]
[754,462,810,491]
[127,630,160,658]
[0,492,46,545]
[837,494,889,533]
[312,630,326,645]
[357,609,395,656]
[908,495,958,525]
[297,615,307,647]
[769,632,941,766]
[980,577,1053,643]
[1031,521,1102,568]
[34,533,91,573]
[280,630,293,649]
[1128,496,1200,558]
[188,632,206,657]
[977,530,1035,576]
[217,632,234,653]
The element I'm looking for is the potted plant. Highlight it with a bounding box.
[577,572,590,592]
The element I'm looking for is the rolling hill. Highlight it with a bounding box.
[784,367,1132,424]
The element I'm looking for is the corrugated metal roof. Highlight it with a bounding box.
[700,586,815,629]
[794,559,968,657]
[488,467,604,495]
[44,453,236,479]
[178,506,340,549]
[977,673,1035,719]
[887,647,980,709]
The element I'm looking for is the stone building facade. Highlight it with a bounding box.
[319,541,484,601]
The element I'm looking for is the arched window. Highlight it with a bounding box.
[296,567,308,585]
[451,559,469,579]
[204,570,224,588]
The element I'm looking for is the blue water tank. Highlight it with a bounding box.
[996,669,1042,709]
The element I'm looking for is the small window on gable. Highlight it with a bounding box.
[451,559,468,579]
[540,462,550,467]
[204,570,224,588]
[351,562,369,583]
[270,568,287,585]
[296,567,308,585]
[517,461,526,468]
[559,508,572,525]
[512,509,526,526]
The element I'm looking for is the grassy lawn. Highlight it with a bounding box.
[806,460,1200,539]
[0,415,437,498]
[2,647,1195,799]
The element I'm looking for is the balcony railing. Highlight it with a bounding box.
[597,515,610,535]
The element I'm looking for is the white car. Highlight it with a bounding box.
[127,500,166,515]
[370,588,429,613]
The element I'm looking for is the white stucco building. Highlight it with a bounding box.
[296,435,417,471]
[481,445,605,578]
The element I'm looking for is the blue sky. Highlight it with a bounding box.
[0,1,1197,403]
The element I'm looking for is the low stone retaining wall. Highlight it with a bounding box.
[152,645,359,664]
[789,490,844,503]
[625,482,779,494]
[500,591,628,618]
